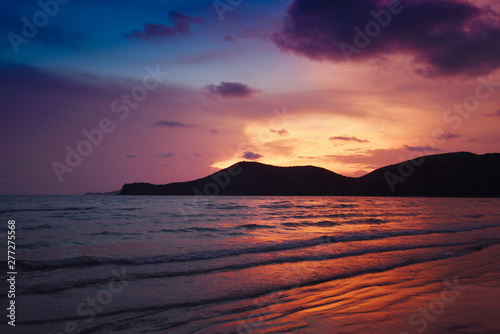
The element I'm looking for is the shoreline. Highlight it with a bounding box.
[238,244,500,333]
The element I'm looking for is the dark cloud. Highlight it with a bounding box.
[273,0,500,76]
[209,128,219,134]
[125,11,204,41]
[126,154,137,159]
[205,82,260,99]
[242,151,263,160]
[329,136,369,143]
[485,109,500,117]
[434,132,461,140]
[152,121,197,128]
[159,153,175,158]
[404,145,441,152]
[270,129,289,136]
[224,35,235,43]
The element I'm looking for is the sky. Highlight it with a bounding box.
[1,0,500,195]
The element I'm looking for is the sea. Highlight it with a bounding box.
[1,195,500,334]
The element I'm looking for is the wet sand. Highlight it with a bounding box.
[218,244,500,334]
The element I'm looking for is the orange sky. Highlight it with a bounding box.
[1,0,500,194]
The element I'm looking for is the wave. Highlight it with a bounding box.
[290,213,362,219]
[464,214,484,219]
[259,201,294,209]
[18,224,54,231]
[283,221,342,228]
[239,224,276,230]
[262,202,358,210]
[354,218,387,224]
[282,218,385,228]
[17,224,498,272]
[216,204,250,210]
[0,207,98,214]
[19,240,493,296]
[294,204,329,209]
[86,231,142,236]
[18,244,493,326]
[158,224,277,233]
[21,241,55,250]
[158,227,220,233]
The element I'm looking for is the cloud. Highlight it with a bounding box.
[224,35,235,43]
[125,11,204,41]
[204,82,261,99]
[126,154,137,158]
[323,146,441,171]
[270,129,289,136]
[434,132,461,140]
[152,121,197,128]
[159,153,175,158]
[329,136,369,143]
[404,145,441,152]
[209,128,219,134]
[485,109,500,117]
[242,151,263,160]
[273,0,500,76]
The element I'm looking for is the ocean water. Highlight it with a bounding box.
[1,195,500,333]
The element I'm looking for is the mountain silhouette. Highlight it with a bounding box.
[119,152,500,197]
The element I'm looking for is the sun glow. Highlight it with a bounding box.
[211,114,391,176]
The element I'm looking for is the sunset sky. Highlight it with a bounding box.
[1,0,500,195]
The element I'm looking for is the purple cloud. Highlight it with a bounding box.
[224,35,235,43]
[242,151,263,160]
[404,145,441,152]
[434,132,461,140]
[270,129,289,136]
[126,11,204,41]
[273,0,500,76]
[485,110,500,117]
[126,23,176,41]
[209,128,219,134]
[205,82,260,99]
[152,121,197,128]
[158,153,175,158]
[329,136,368,143]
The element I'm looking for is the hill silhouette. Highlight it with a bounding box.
[119,152,500,197]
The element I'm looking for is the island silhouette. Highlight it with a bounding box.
[118,152,500,197]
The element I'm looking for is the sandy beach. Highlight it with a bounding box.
[228,244,500,334]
